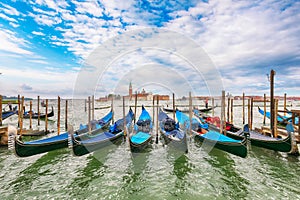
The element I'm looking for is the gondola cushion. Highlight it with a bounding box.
[131,132,151,144]
[163,118,176,132]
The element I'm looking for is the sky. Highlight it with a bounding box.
[0,0,300,99]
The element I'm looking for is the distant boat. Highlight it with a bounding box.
[94,105,111,110]
[163,106,216,113]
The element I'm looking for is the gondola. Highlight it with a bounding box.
[129,105,153,152]
[2,110,16,120]
[195,106,217,113]
[163,107,187,113]
[158,109,188,153]
[13,110,113,157]
[22,106,54,119]
[94,105,111,110]
[194,109,293,153]
[176,110,248,158]
[258,106,298,125]
[163,106,215,113]
[71,108,134,156]
[1,106,17,120]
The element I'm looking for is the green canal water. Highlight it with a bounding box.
[0,99,299,199]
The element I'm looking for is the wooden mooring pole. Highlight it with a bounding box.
[57,96,60,135]
[29,101,32,129]
[227,97,230,123]
[189,92,192,137]
[134,91,137,124]
[274,99,278,138]
[45,99,48,133]
[212,97,215,116]
[230,98,233,124]
[88,96,91,134]
[111,97,114,124]
[37,96,40,126]
[156,96,159,144]
[0,95,2,126]
[123,96,126,139]
[92,95,95,121]
[284,93,287,117]
[18,95,20,128]
[173,93,175,120]
[263,94,266,125]
[250,97,253,130]
[242,93,245,124]
[248,98,251,130]
[270,69,276,137]
[65,100,68,131]
[152,95,155,126]
[221,91,226,135]
[20,96,24,135]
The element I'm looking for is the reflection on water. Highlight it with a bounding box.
[203,151,249,199]
[169,154,192,197]
[0,100,299,199]
[121,146,151,197]
[67,155,107,198]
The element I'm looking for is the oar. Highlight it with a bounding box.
[277,113,292,124]
[284,107,293,115]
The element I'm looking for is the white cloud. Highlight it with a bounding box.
[0,13,17,22]
[32,31,45,36]
[2,0,300,98]
[32,6,57,16]
[0,2,20,16]
[0,29,33,55]
[0,65,79,98]
[9,22,19,28]
[33,0,60,12]
[73,1,104,17]
[61,11,77,21]
[164,0,300,69]
[100,0,135,18]
[51,41,68,46]
[28,59,49,65]
[29,12,62,26]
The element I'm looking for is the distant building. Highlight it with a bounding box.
[97,82,170,101]
[153,94,170,101]
[96,94,121,102]
[127,82,169,101]
[129,87,153,101]
[97,96,109,102]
